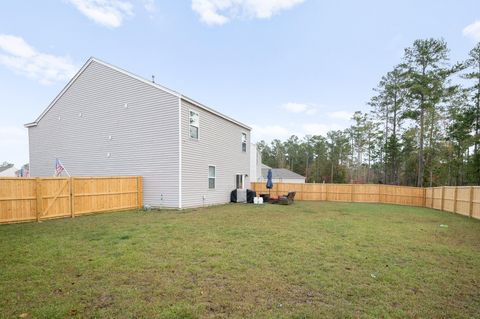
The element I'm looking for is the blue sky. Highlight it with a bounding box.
[0,0,479,167]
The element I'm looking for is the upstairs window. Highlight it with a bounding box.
[190,110,199,139]
[241,133,247,152]
[208,166,216,189]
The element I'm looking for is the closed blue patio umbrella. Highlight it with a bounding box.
[266,169,273,196]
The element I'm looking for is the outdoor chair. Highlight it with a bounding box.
[269,192,296,205]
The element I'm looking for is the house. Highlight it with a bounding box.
[25,57,251,208]
[249,143,262,184]
[15,164,30,177]
[0,164,18,177]
[249,146,305,184]
[259,164,306,184]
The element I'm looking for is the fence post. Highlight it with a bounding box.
[423,188,426,207]
[350,184,354,202]
[469,186,474,218]
[70,177,75,218]
[441,186,445,211]
[431,188,434,208]
[137,176,143,208]
[35,178,42,222]
[379,185,383,204]
[453,186,458,213]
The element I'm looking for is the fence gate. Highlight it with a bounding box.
[38,178,72,221]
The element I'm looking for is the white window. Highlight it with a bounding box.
[236,174,244,189]
[241,133,247,152]
[208,166,216,189]
[190,110,199,139]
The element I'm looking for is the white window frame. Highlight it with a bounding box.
[208,165,216,189]
[189,109,199,140]
[241,132,247,152]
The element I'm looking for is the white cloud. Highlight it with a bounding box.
[0,125,29,166]
[302,123,343,136]
[191,0,305,25]
[327,111,353,121]
[142,0,156,13]
[463,21,480,41]
[68,0,134,28]
[250,124,293,142]
[0,34,77,85]
[0,126,26,145]
[283,102,306,113]
[250,121,348,142]
[251,105,355,142]
[282,102,317,115]
[0,35,36,58]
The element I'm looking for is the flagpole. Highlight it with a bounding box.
[60,160,71,177]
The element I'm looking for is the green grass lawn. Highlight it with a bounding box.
[1,202,479,318]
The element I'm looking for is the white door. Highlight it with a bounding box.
[235,174,244,189]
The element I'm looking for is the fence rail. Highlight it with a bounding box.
[250,182,480,219]
[0,176,142,224]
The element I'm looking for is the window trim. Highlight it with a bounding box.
[208,165,216,189]
[241,132,247,153]
[189,109,200,140]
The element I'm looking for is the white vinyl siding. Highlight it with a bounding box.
[181,99,250,208]
[28,61,180,208]
[27,59,252,209]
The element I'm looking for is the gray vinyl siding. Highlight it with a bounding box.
[28,61,179,208]
[181,100,250,208]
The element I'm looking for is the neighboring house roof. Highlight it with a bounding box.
[15,164,29,176]
[24,57,251,130]
[261,167,305,180]
[0,164,14,173]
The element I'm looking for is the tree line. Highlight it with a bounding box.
[258,39,480,187]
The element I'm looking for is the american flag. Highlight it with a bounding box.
[19,167,29,177]
[54,158,65,177]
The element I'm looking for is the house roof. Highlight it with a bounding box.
[14,164,29,176]
[0,164,14,173]
[25,57,251,130]
[261,167,305,180]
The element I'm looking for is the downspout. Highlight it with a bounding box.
[178,96,182,209]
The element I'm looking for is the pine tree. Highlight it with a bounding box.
[463,43,480,184]
[401,38,451,187]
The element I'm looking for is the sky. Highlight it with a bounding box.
[0,0,479,168]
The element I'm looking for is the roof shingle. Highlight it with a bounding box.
[261,168,305,180]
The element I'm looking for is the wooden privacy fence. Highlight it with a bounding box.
[251,182,480,219]
[251,182,425,207]
[425,186,480,219]
[0,176,142,224]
